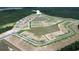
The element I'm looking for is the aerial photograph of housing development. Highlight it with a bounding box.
[0,7,79,51]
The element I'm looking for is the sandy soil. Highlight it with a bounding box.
[3,33,79,51]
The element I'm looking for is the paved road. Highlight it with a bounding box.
[0,29,18,40]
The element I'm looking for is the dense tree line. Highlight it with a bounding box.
[1,7,79,26]
[0,26,13,34]
[36,7,79,20]
[59,41,79,51]
[0,8,33,26]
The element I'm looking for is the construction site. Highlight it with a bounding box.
[0,10,79,51]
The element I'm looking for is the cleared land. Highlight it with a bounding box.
[1,8,79,51]
[3,14,79,51]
